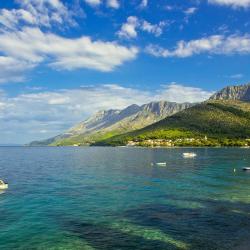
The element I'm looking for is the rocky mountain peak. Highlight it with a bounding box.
[209,83,250,102]
[142,101,193,117]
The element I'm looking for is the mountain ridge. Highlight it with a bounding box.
[30,82,250,147]
[29,101,194,146]
[95,99,250,147]
[94,82,250,147]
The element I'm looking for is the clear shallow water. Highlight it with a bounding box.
[0,147,250,250]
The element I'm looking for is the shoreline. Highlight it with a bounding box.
[20,145,250,149]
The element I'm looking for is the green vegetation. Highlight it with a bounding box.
[94,100,250,147]
[50,131,120,146]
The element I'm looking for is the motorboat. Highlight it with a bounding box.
[151,162,167,167]
[183,152,197,158]
[242,167,250,171]
[156,162,167,166]
[0,180,8,189]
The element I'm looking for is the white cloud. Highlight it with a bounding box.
[0,27,138,82]
[0,83,213,143]
[141,20,167,37]
[84,0,120,9]
[184,7,198,15]
[17,0,76,26]
[0,1,137,83]
[107,0,120,9]
[0,56,35,83]
[146,34,250,57]
[0,9,36,30]
[156,83,214,103]
[140,0,148,8]
[117,16,139,38]
[183,7,198,24]
[84,0,102,7]
[208,0,250,8]
[118,16,167,39]
[0,0,77,30]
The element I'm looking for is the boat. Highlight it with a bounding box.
[156,162,167,166]
[183,152,197,158]
[151,162,167,167]
[0,180,8,189]
[242,167,250,171]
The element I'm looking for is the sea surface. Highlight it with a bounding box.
[0,147,250,250]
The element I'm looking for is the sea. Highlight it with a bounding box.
[0,147,250,250]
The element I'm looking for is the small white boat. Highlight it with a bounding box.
[156,162,167,166]
[242,167,250,171]
[151,162,167,167]
[183,152,197,158]
[0,180,8,190]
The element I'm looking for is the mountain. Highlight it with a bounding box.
[210,83,250,102]
[29,101,194,146]
[95,99,250,147]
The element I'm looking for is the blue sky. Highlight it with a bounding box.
[0,0,249,144]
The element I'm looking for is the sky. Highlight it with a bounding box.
[0,0,249,144]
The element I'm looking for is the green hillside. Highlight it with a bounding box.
[50,130,123,146]
[94,100,250,147]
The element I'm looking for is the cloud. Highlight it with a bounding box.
[117,16,139,38]
[118,16,167,39]
[229,73,244,79]
[184,7,198,16]
[183,7,198,24]
[141,20,167,37]
[208,0,250,8]
[84,0,102,7]
[84,0,120,9]
[0,9,36,30]
[155,83,214,103]
[0,1,137,83]
[0,83,213,143]
[0,56,35,83]
[146,34,250,57]
[107,0,120,9]
[0,0,77,30]
[140,0,148,8]
[0,27,138,82]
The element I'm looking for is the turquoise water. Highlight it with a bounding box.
[0,147,250,250]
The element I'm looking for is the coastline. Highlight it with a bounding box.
[24,145,250,149]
